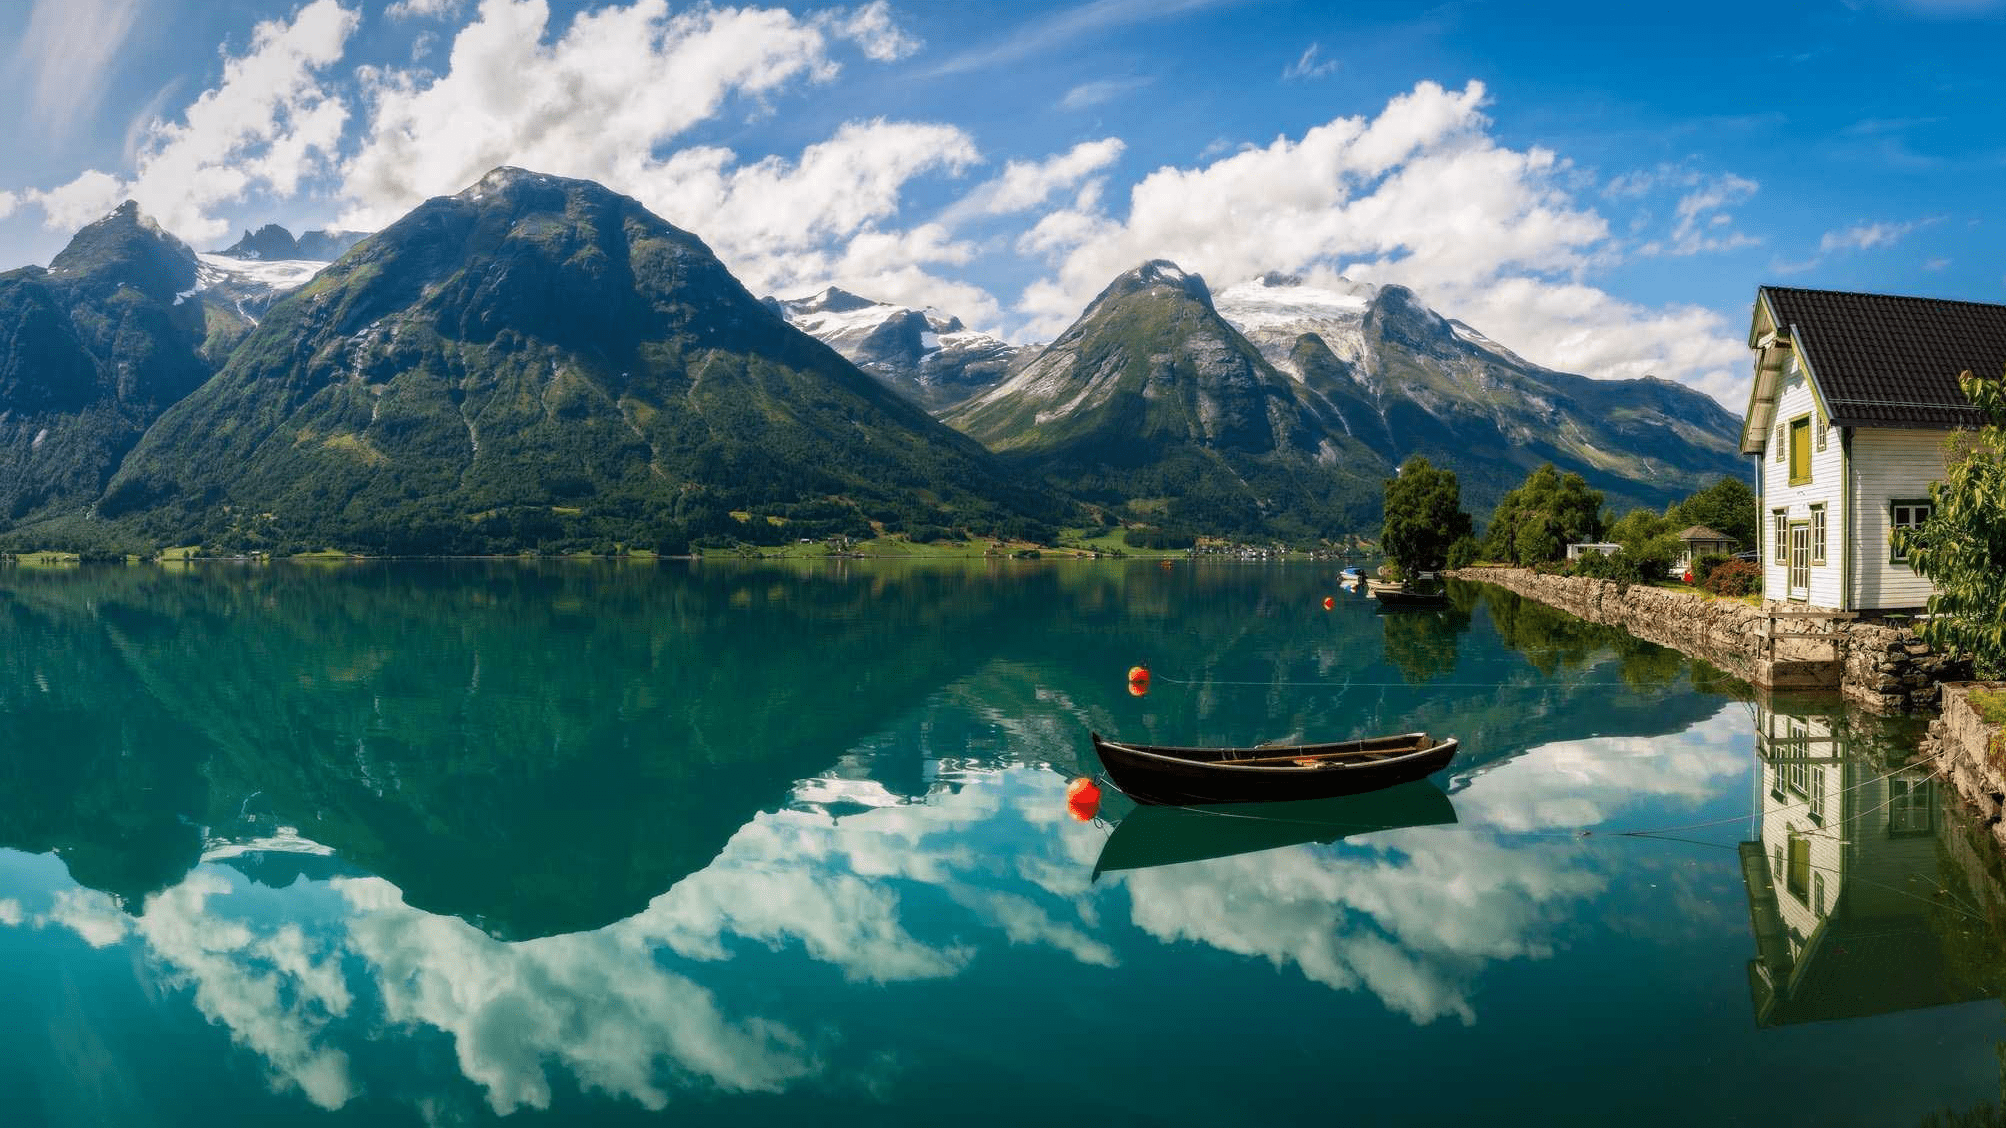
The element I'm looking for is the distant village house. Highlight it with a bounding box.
[1741,287,2006,613]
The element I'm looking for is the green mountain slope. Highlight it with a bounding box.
[0,203,239,527]
[100,168,1065,553]
[946,260,1391,539]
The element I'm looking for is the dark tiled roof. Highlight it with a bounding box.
[1762,286,2006,429]
[1675,525,1731,542]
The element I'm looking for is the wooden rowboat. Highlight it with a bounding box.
[1090,731,1458,806]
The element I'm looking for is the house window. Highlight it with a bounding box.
[1889,776,1933,837]
[1773,422,1785,462]
[1810,505,1826,565]
[1814,871,1826,917]
[1772,509,1788,562]
[1891,499,1932,563]
[1807,763,1825,823]
[1786,829,1811,901]
[1815,413,1828,451]
[1788,416,1812,484]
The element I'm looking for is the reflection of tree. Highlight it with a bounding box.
[1380,608,1470,684]
[1478,586,1688,692]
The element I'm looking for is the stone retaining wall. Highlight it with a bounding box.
[1924,683,2006,852]
[1451,566,1967,711]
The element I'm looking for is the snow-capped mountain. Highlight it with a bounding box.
[1213,272,1381,376]
[767,287,1027,412]
[1206,270,1747,514]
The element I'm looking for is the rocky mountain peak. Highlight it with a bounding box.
[214,224,367,263]
[1088,259,1213,315]
[1363,284,1454,352]
[46,200,197,301]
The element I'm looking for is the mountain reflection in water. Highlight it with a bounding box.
[4,562,2006,1126]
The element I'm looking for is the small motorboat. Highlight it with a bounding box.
[1089,731,1458,806]
[1091,781,1457,878]
[1339,566,1363,581]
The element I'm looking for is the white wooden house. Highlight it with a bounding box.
[1741,287,2006,612]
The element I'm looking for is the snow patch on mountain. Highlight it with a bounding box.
[771,287,1028,412]
[180,253,328,322]
[1214,273,1379,377]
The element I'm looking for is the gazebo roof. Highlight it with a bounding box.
[1675,525,1732,542]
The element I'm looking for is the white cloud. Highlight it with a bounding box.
[10,0,143,131]
[386,0,462,18]
[0,897,22,926]
[1059,76,1152,111]
[22,0,359,245]
[1659,172,1760,255]
[822,0,921,62]
[641,119,991,318]
[336,0,892,230]
[1010,79,1756,404]
[1281,42,1338,81]
[940,138,1125,224]
[1819,218,1927,254]
[0,191,17,223]
[36,887,131,948]
[926,0,1224,77]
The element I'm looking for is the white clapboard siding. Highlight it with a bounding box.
[1850,427,1951,611]
[1759,373,1845,608]
[1758,709,1844,937]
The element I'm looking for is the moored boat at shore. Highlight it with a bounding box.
[1089,731,1459,805]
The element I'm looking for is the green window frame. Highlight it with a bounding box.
[1772,508,1787,564]
[1890,498,1932,563]
[1788,416,1812,485]
[1786,829,1811,902]
[1809,504,1826,565]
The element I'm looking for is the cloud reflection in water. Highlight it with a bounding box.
[3,704,1749,1115]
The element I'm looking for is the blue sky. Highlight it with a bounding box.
[3,0,2004,404]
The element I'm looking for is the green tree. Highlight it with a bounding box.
[1668,475,1757,548]
[1896,366,2006,677]
[1381,456,1473,574]
[1606,506,1673,548]
[1482,464,1605,566]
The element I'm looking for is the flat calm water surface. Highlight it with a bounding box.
[3,561,2005,1126]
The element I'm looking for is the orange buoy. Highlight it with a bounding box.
[1322,595,1335,611]
[1127,664,1150,685]
[1128,680,1148,697]
[1066,777,1102,821]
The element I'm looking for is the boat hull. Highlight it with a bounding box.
[1091,732,1458,806]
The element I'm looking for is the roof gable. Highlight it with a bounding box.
[1760,286,2005,430]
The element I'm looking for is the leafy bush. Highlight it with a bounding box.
[1703,559,1759,597]
[1693,553,1730,586]
[908,524,954,544]
[1445,534,1479,571]
[1620,533,1683,583]
[1568,550,1615,579]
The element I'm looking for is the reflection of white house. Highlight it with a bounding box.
[1741,287,2006,611]
[1738,700,1971,1026]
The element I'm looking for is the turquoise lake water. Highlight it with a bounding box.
[2,560,2003,1126]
